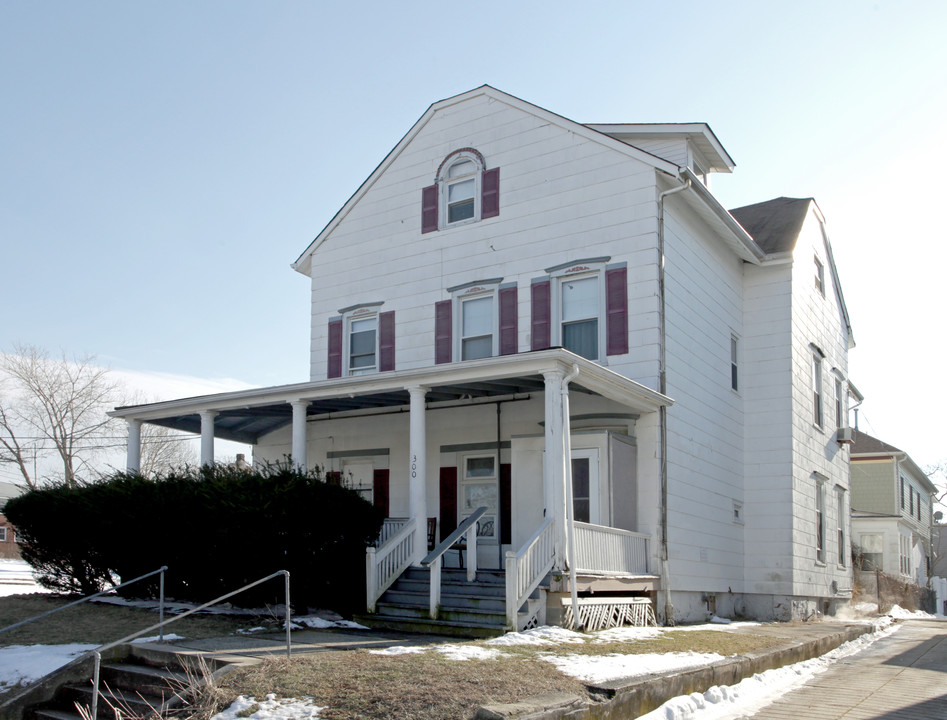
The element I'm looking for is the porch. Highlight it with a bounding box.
[109,349,671,632]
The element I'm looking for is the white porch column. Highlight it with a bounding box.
[543,369,566,570]
[126,419,142,473]
[291,400,309,472]
[199,410,217,467]
[407,385,428,564]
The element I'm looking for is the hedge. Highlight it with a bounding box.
[4,463,384,615]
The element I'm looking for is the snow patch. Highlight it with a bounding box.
[886,604,939,620]
[543,651,726,684]
[368,645,425,656]
[435,644,504,661]
[0,644,96,691]
[486,625,587,646]
[635,620,902,719]
[211,694,324,720]
[130,633,185,644]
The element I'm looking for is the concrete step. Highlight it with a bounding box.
[60,683,178,718]
[99,662,190,697]
[382,590,507,613]
[355,614,508,639]
[374,602,507,626]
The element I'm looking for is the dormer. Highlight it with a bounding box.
[584,123,735,187]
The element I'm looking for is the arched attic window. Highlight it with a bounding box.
[421,148,499,233]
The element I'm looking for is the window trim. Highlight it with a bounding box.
[438,150,484,229]
[815,475,827,564]
[547,259,609,362]
[448,279,502,361]
[730,334,739,392]
[812,352,824,428]
[836,487,846,567]
[339,302,384,376]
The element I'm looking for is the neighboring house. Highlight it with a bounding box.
[110,86,856,626]
[933,521,947,579]
[850,431,936,586]
[0,481,24,559]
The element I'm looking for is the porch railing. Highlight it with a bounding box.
[505,517,554,628]
[366,517,417,612]
[377,518,408,545]
[420,507,486,620]
[573,521,650,575]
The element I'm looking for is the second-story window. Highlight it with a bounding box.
[815,255,825,296]
[561,275,599,360]
[461,294,494,360]
[348,315,377,375]
[730,335,739,391]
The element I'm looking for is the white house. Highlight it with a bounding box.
[111,86,857,629]
[850,431,936,586]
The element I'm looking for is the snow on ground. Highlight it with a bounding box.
[435,644,503,661]
[635,620,902,720]
[211,694,324,720]
[0,559,50,597]
[131,633,185,644]
[0,644,96,692]
[885,604,942,620]
[290,615,369,631]
[543,651,727,684]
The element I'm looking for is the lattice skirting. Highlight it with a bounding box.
[562,597,656,631]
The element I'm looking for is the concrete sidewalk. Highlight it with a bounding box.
[145,619,879,719]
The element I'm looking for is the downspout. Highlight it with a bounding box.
[561,363,581,629]
[657,175,690,625]
[497,401,503,570]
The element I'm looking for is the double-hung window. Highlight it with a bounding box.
[348,315,377,375]
[560,275,599,360]
[446,160,477,224]
[814,255,825,296]
[327,302,396,379]
[730,335,739,391]
[422,148,500,233]
[836,488,846,566]
[815,475,826,563]
[812,351,824,428]
[461,294,494,360]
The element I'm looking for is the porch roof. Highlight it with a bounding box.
[109,350,672,445]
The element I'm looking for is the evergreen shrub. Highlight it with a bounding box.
[4,462,384,615]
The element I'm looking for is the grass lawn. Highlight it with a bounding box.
[1,593,789,719]
[0,593,278,648]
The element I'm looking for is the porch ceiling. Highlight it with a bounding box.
[109,349,672,445]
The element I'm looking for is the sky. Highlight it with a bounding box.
[1,1,946,477]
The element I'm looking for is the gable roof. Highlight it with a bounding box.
[729,197,812,254]
[851,430,938,494]
[292,85,762,275]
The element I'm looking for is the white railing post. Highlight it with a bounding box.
[429,556,441,619]
[505,550,518,627]
[366,546,378,612]
[466,523,478,582]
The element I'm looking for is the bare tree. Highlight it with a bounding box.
[0,345,122,488]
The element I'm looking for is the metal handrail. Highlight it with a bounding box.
[0,565,168,638]
[89,569,291,720]
[421,506,488,567]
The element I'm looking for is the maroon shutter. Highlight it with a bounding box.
[498,285,518,355]
[530,280,551,351]
[378,311,395,372]
[434,300,452,364]
[373,469,390,517]
[481,167,500,219]
[500,463,511,545]
[327,317,343,378]
[421,184,438,233]
[605,266,628,356]
[439,467,458,541]
[326,471,341,486]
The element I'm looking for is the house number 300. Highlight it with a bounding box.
[411,454,417,479]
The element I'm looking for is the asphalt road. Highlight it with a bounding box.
[746,620,947,720]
